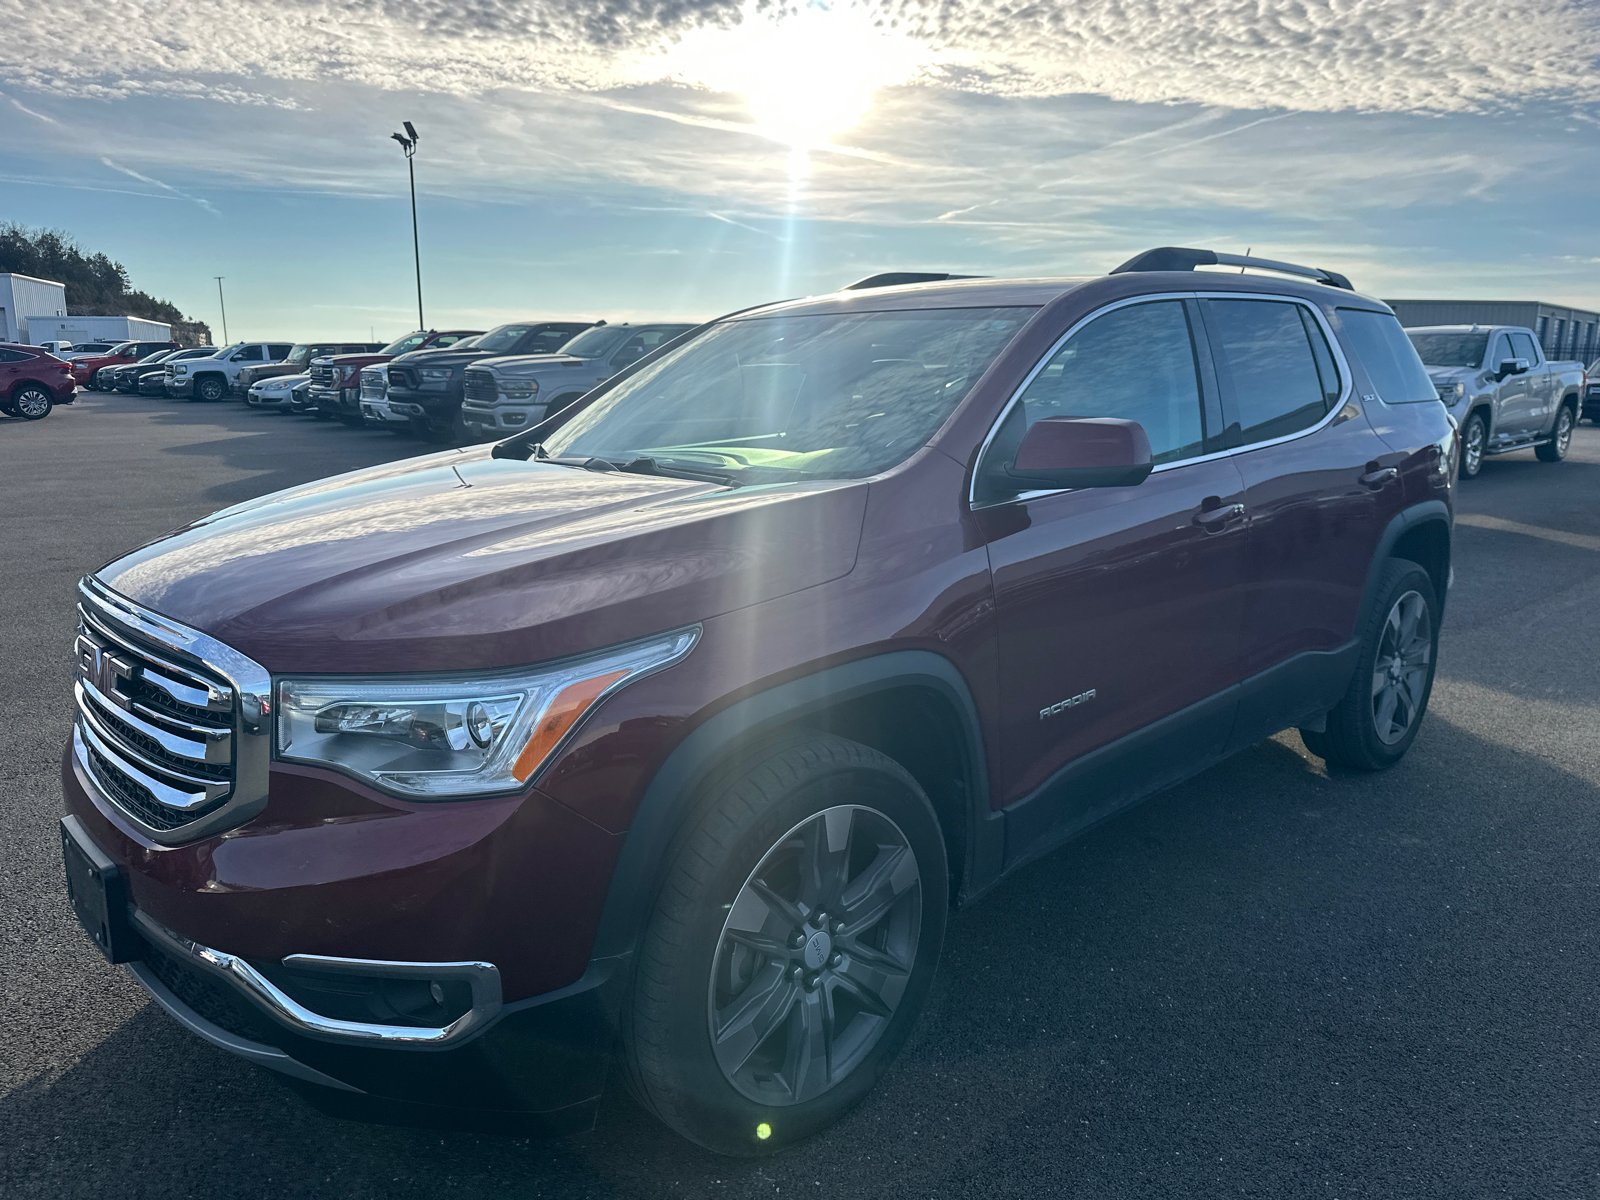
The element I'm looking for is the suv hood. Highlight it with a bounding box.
[96,448,867,674]
[391,347,493,370]
[477,353,588,379]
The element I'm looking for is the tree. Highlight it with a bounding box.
[0,222,211,342]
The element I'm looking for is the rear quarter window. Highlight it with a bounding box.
[1337,309,1437,403]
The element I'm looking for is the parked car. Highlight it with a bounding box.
[355,364,412,431]
[235,342,385,397]
[63,342,119,359]
[73,341,179,390]
[1405,325,1585,477]
[461,322,698,439]
[38,339,75,355]
[108,348,185,393]
[0,343,74,419]
[384,321,594,442]
[245,373,311,409]
[166,342,294,402]
[1583,358,1599,424]
[59,247,1456,1155]
[137,348,218,396]
[308,329,483,427]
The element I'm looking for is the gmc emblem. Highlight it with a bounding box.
[75,635,136,712]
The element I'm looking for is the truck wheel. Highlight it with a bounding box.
[622,733,947,1156]
[12,386,54,420]
[1300,558,1438,771]
[194,376,226,402]
[1458,412,1487,479]
[1535,405,1574,462]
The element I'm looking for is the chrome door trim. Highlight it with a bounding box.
[969,290,1357,508]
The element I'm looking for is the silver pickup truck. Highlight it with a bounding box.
[1404,324,1585,478]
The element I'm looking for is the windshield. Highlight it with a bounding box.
[541,307,1036,485]
[382,333,429,356]
[557,326,626,357]
[1406,331,1488,368]
[472,325,537,354]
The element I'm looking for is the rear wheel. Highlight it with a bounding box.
[1535,404,1574,462]
[622,734,947,1156]
[12,385,53,420]
[1459,412,1487,479]
[1301,559,1438,770]
[193,376,226,402]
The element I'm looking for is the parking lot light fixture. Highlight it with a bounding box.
[390,124,424,332]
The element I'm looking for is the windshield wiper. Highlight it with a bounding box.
[620,457,737,487]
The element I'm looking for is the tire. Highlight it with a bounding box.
[1459,411,1487,479]
[12,385,54,420]
[1300,558,1439,770]
[1535,404,1575,462]
[621,733,948,1156]
[193,376,226,403]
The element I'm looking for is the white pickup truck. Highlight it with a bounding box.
[1404,324,1586,478]
[165,341,294,402]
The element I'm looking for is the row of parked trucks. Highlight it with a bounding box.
[43,307,1597,464]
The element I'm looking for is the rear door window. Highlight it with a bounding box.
[1335,309,1436,403]
[1202,299,1342,440]
[1509,331,1541,365]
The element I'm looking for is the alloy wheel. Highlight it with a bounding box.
[708,804,922,1107]
[14,387,52,419]
[1462,418,1484,476]
[1371,589,1432,745]
[1556,409,1573,456]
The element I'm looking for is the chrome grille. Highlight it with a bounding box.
[309,362,339,388]
[464,369,497,404]
[72,577,272,844]
[359,367,387,401]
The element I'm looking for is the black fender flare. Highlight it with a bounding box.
[1357,500,1451,631]
[587,650,994,963]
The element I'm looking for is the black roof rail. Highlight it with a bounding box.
[841,272,984,291]
[1110,247,1354,291]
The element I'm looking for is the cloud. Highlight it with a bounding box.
[0,0,1595,122]
[99,156,220,213]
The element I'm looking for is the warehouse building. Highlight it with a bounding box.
[0,272,68,344]
[1387,299,1600,365]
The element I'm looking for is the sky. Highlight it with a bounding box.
[1,0,1598,342]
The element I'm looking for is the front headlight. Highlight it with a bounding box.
[420,368,453,381]
[276,627,699,798]
[500,380,538,400]
[174,365,189,376]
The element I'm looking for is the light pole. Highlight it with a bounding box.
[390,121,424,332]
[213,276,229,344]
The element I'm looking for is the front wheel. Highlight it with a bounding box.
[193,376,226,402]
[622,734,947,1156]
[12,385,54,420]
[1536,405,1574,462]
[1301,558,1439,770]
[1459,412,1487,479]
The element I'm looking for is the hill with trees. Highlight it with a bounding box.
[0,223,212,344]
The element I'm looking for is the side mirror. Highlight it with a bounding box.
[1497,358,1529,380]
[1005,417,1154,490]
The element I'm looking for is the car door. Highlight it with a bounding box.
[1202,297,1398,750]
[1506,331,1551,435]
[975,296,1250,837]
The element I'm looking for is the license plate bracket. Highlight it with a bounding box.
[61,816,140,964]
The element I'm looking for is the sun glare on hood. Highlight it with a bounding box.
[663,3,927,150]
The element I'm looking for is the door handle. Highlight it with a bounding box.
[1192,502,1245,529]
[1360,467,1399,489]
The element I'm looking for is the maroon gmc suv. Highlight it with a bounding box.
[60,248,1456,1155]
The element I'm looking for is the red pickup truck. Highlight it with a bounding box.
[72,341,179,390]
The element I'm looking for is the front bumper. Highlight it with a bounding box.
[61,734,626,1121]
[361,399,411,425]
[165,376,194,396]
[461,399,549,434]
[310,385,360,414]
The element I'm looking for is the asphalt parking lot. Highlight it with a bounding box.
[4,392,1600,1199]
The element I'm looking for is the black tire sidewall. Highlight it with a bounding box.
[1346,561,1439,767]
[1460,413,1486,478]
[631,740,947,1155]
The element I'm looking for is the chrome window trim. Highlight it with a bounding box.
[968,290,1356,508]
[75,575,273,845]
[133,911,503,1049]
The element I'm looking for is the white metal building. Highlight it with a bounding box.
[0,272,68,344]
[23,314,173,345]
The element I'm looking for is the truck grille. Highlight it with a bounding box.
[309,362,339,388]
[359,367,387,402]
[464,368,497,404]
[72,578,271,843]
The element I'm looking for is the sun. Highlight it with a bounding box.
[663,4,925,150]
